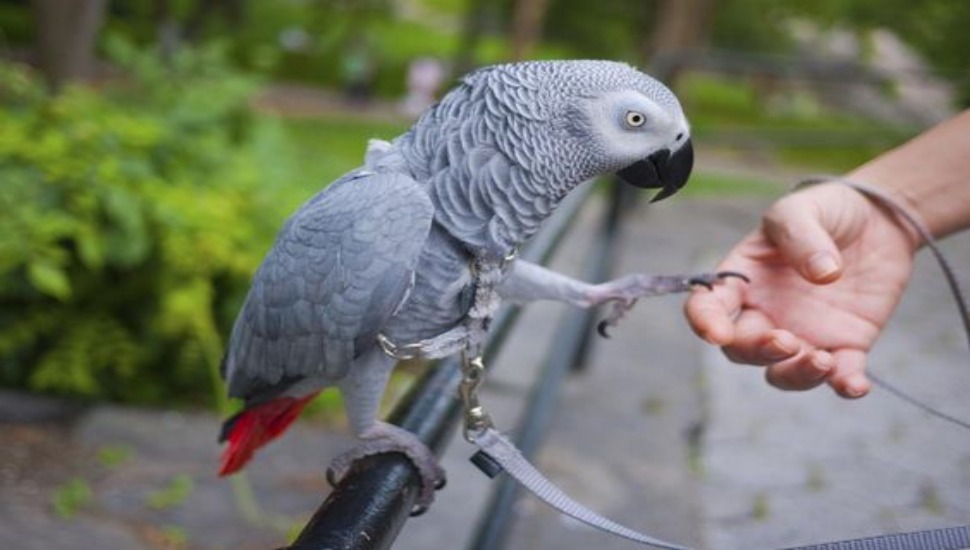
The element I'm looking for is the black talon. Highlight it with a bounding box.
[597,319,612,338]
[717,271,750,283]
[688,277,714,291]
[434,475,447,490]
[326,467,340,488]
[410,503,430,517]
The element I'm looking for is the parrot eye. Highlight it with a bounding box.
[624,111,646,128]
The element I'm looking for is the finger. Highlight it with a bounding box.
[684,283,743,346]
[764,349,836,391]
[762,194,844,284]
[827,349,870,398]
[720,311,801,365]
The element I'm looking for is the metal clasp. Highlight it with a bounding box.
[459,351,493,442]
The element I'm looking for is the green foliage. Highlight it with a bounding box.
[96,443,136,468]
[0,2,32,44]
[709,0,795,54]
[544,0,654,62]
[215,0,569,97]
[158,525,190,548]
[0,40,292,405]
[51,477,94,519]
[684,172,781,198]
[146,474,195,510]
[279,117,408,191]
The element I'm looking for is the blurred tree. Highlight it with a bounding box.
[139,0,248,60]
[643,0,714,85]
[708,0,792,54]
[30,0,108,90]
[708,0,970,106]
[454,0,501,74]
[543,0,656,62]
[151,0,180,60]
[510,0,551,60]
[646,0,716,59]
[783,0,970,105]
[185,0,246,41]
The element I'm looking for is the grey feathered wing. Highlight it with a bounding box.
[222,172,434,402]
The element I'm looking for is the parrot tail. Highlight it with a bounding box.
[218,392,320,476]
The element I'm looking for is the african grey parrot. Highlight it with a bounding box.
[218,60,741,510]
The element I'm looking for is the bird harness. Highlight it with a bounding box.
[377,250,517,362]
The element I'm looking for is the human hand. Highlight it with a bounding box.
[684,182,920,398]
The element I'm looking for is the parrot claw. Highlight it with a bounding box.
[597,320,611,339]
[596,298,637,339]
[689,270,749,290]
[724,271,750,283]
[327,421,446,515]
[326,467,338,488]
[689,279,713,291]
[410,503,431,517]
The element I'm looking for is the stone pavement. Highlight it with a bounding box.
[699,225,970,549]
[2,186,969,549]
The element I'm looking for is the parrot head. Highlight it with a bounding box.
[566,68,693,202]
[406,60,693,204]
[398,60,696,252]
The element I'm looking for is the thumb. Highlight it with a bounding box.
[762,193,845,284]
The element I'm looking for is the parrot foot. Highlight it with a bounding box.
[327,421,446,516]
[593,271,748,337]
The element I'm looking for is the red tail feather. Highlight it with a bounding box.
[218,392,319,476]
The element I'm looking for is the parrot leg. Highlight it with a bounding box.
[330,350,445,514]
[497,261,747,336]
[589,271,748,336]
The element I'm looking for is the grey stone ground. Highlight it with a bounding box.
[699,228,970,549]
[2,174,969,549]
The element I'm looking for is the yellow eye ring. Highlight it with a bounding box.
[625,111,646,127]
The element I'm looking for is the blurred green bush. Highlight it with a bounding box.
[0,39,293,406]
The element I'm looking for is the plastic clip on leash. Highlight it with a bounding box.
[458,351,691,550]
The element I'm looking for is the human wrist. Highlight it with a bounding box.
[845,111,970,241]
[796,175,924,254]
[846,173,926,252]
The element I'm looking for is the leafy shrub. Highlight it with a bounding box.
[0,40,292,406]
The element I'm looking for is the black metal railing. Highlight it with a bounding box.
[285,179,632,550]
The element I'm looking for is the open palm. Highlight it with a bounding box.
[685,183,918,397]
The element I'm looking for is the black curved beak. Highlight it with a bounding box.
[616,139,694,202]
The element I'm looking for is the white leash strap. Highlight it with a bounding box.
[468,427,691,550]
[458,353,690,549]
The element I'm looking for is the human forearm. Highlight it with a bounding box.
[848,109,970,241]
